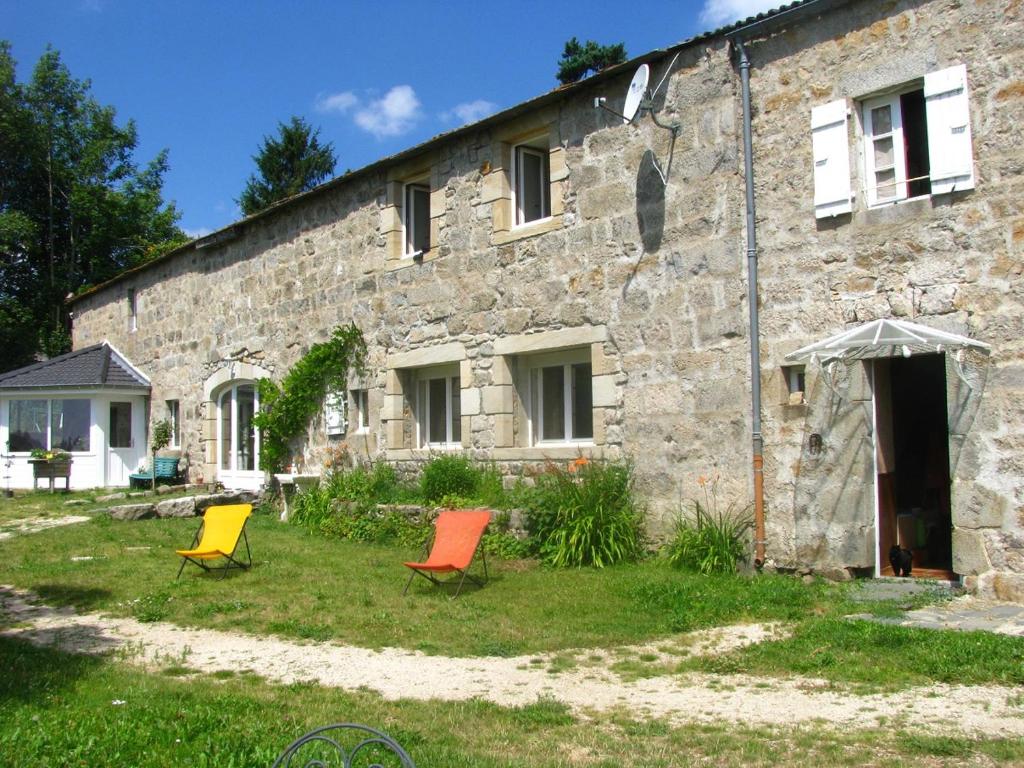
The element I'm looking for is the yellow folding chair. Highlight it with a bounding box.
[176,504,253,579]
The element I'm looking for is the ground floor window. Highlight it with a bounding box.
[8,398,91,452]
[415,368,461,448]
[218,383,258,471]
[527,351,592,444]
[350,389,369,433]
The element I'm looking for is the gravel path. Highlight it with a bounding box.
[2,585,1022,737]
[0,514,91,540]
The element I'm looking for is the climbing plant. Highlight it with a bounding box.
[252,323,367,472]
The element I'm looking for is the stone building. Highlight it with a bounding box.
[11,0,1018,594]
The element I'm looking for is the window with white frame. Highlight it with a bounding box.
[414,367,461,448]
[324,391,346,436]
[513,141,551,225]
[166,399,180,448]
[811,64,974,218]
[403,181,430,256]
[349,389,369,433]
[127,288,137,332]
[527,350,592,445]
[7,399,91,452]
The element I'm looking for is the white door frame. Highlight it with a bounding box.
[215,382,263,490]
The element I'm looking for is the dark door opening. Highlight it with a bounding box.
[875,354,953,577]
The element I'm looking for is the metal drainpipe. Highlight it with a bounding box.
[734,37,766,568]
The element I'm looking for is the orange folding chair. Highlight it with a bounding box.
[176,504,253,579]
[403,509,490,598]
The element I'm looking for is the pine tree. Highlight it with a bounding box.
[238,117,336,216]
[556,38,627,85]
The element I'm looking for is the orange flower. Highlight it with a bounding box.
[568,457,590,473]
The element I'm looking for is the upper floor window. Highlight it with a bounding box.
[811,64,974,218]
[127,288,137,332]
[403,181,430,256]
[513,142,551,225]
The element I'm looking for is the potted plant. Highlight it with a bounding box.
[28,448,73,492]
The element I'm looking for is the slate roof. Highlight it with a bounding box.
[0,343,150,391]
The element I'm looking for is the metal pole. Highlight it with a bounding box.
[735,38,766,568]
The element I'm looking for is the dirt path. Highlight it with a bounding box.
[2,586,1021,737]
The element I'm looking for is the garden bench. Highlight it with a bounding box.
[128,456,180,489]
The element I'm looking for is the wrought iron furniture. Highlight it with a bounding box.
[175,503,253,579]
[271,723,417,768]
[403,509,490,598]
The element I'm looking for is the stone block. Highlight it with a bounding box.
[494,413,514,447]
[952,529,992,575]
[491,355,513,386]
[385,420,405,450]
[482,385,513,414]
[108,503,156,521]
[156,497,197,518]
[385,369,403,396]
[461,387,481,416]
[592,374,617,408]
[481,170,509,205]
[382,394,405,421]
[96,492,127,502]
[952,482,1007,529]
[379,205,402,234]
[992,573,1024,603]
[460,359,473,384]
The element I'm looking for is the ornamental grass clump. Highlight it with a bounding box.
[665,475,754,575]
[526,458,643,568]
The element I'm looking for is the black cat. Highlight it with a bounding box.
[888,545,913,577]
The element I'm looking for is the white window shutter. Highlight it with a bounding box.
[811,99,853,218]
[925,64,975,195]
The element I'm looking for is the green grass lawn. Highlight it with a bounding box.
[2,635,1021,768]
[1,493,1022,692]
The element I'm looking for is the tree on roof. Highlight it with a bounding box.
[238,117,337,217]
[556,38,627,85]
[0,41,185,370]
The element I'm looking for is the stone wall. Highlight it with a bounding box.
[71,0,1022,594]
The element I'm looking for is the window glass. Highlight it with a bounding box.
[236,384,256,471]
[220,390,232,469]
[110,402,132,449]
[51,399,90,451]
[405,184,430,255]
[428,377,447,444]
[540,366,565,441]
[449,376,461,443]
[167,400,180,447]
[571,363,593,440]
[516,146,550,224]
[8,400,47,451]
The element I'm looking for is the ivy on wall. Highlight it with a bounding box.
[252,323,367,472]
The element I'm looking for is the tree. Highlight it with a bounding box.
[0,42,185,370]
[238,117,336,216]
[556,38,628,85]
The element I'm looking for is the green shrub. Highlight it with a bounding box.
[665,477,753,574]
[420,454,479,502]
[524,459,643,568]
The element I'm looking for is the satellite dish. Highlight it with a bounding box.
[622,64,649,124]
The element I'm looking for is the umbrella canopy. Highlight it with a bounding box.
[785,318,991,364]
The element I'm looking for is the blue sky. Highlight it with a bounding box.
[3,0,774,236]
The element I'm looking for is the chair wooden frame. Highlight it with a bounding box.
[176,504,253,579]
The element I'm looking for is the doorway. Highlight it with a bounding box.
[874,354,953,577]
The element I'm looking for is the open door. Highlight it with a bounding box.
[874,354,953,578]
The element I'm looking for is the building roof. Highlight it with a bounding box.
[0,342,151,392]
[68,0,825,304]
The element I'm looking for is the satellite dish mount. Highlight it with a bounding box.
[594,61,680,185]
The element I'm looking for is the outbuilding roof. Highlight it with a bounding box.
[0,342,151,391]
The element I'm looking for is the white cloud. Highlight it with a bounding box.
[699,0,781,28]
[183,227,213,239]
[354,85,422,138]
[441,99,498,126]
[315,91,358,114]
